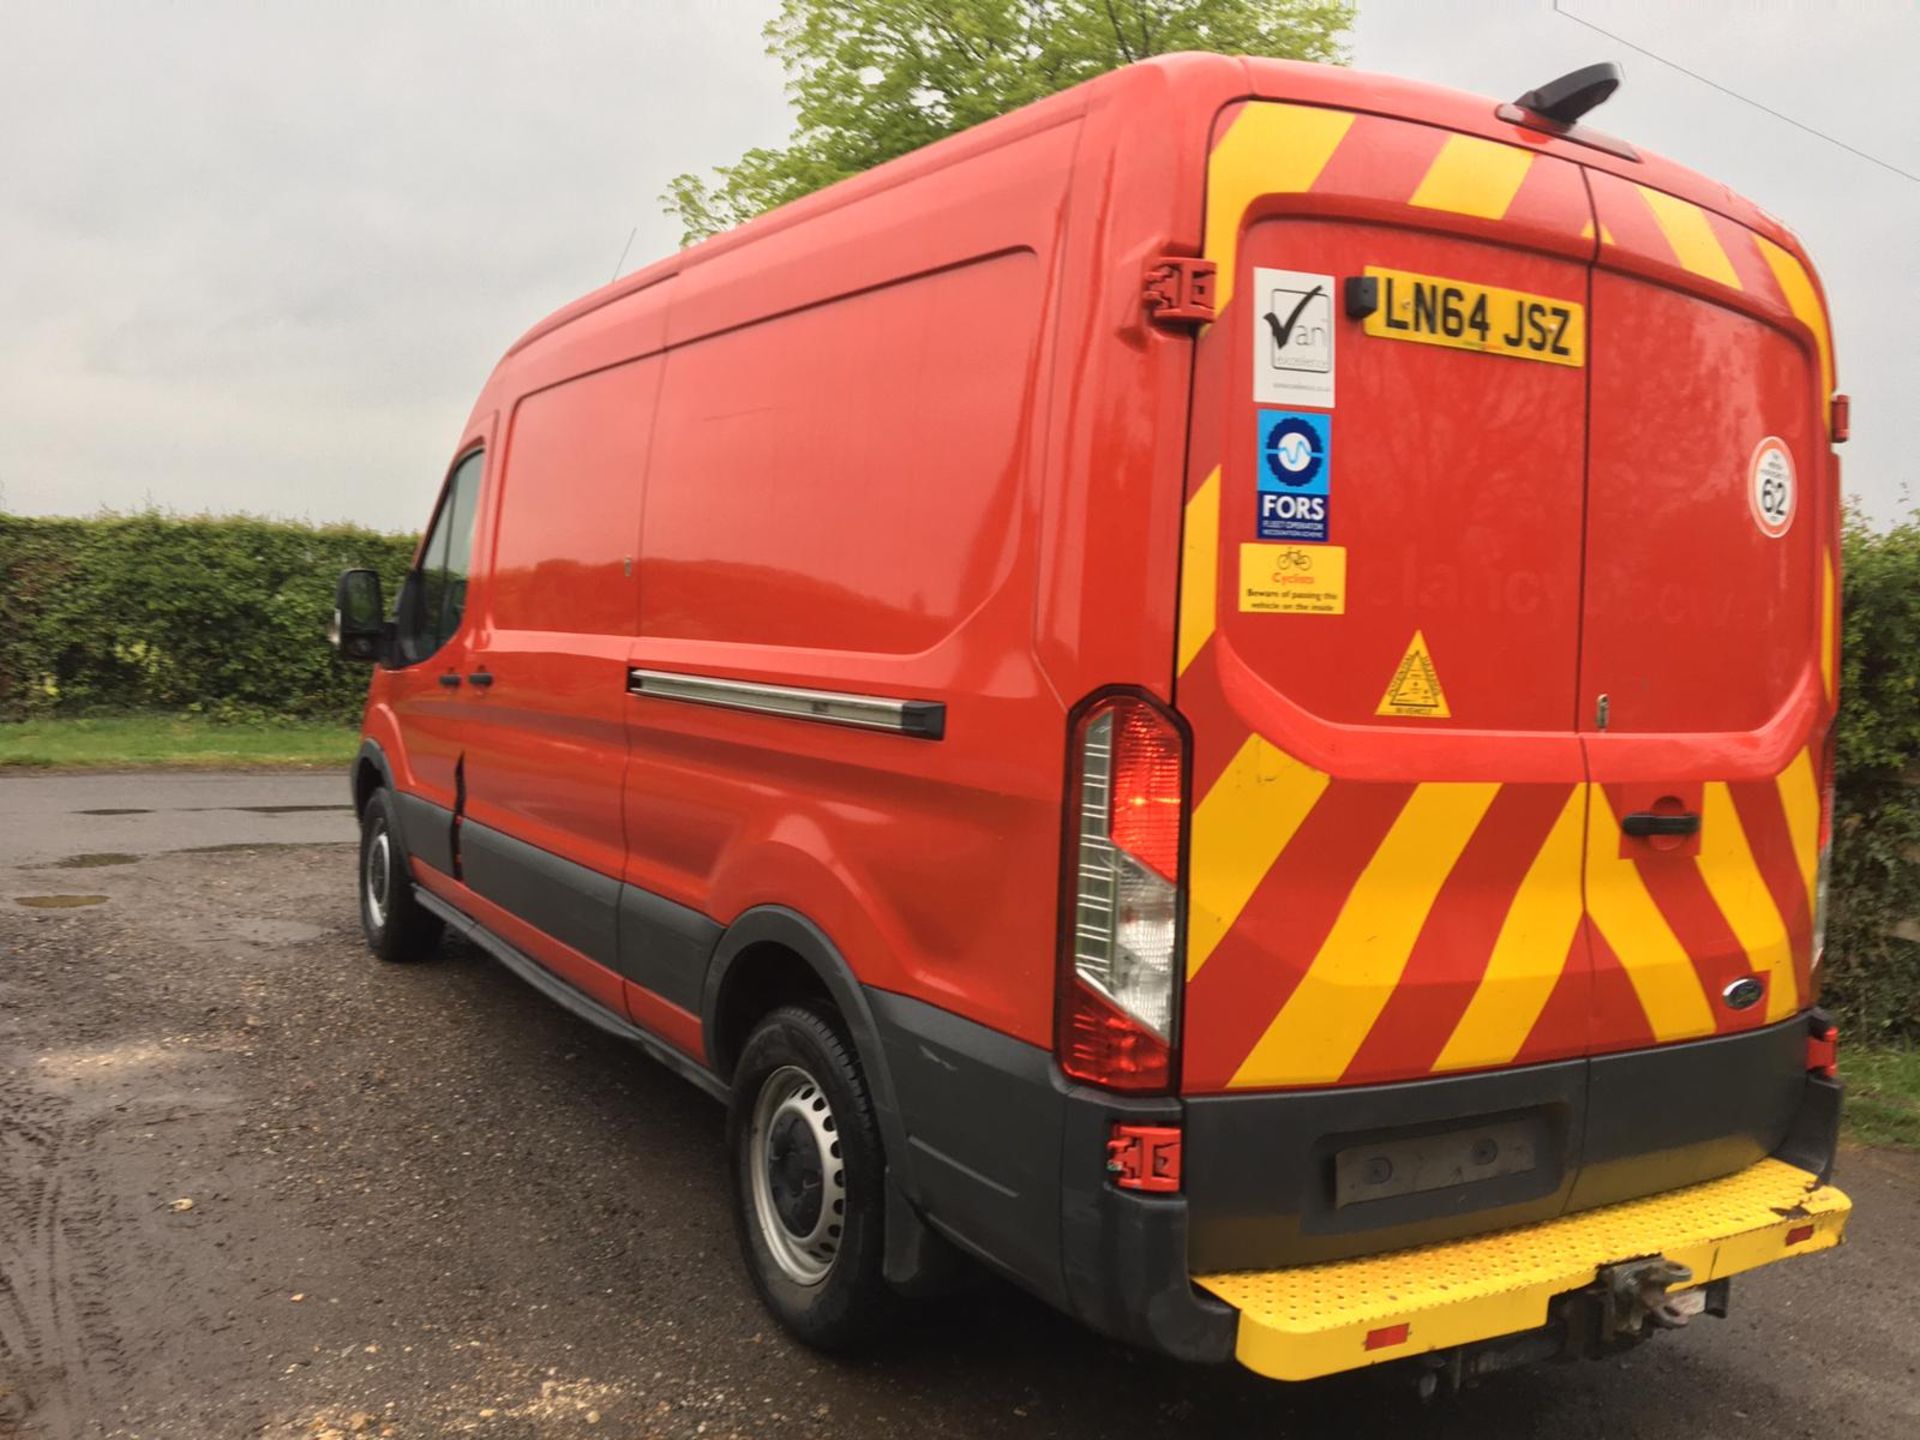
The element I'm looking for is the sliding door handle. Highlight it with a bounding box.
[437,673,462,688]
[468,670,494,688]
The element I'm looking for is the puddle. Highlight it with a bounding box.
[178,840,353,855]
[16,895,110,909]
[77,807,150,816]
[49,852,139,869]
[227,804,351,815]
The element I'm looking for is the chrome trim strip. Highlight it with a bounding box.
[627,669,945,740]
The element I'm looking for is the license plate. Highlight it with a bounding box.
[1362,265,1585,367]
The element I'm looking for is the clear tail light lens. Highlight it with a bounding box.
[1058,694,1186,1092]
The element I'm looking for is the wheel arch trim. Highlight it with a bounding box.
[703,905,916,1199]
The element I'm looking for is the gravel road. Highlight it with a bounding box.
[1,772,1916,1439]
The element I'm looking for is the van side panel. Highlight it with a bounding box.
[638,252,1037,655]
[620,121,1080,1051]
[466,356,661,882]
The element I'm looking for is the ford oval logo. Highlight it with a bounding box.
[1723,977,1765,1011]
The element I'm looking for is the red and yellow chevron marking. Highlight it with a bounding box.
[1180,752,1823,1093]
[1174,101,1835,1093]
[1587,171,1837,431]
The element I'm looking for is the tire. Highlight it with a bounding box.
[728,1004,901,1352]
[358,788,444,962]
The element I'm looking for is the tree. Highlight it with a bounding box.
[662,0,1354,246]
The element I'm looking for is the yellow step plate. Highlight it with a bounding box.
[1196,1158,1850,1381]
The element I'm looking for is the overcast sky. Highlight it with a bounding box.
[1,1,1913,533]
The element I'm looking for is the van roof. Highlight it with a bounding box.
[504,52,1814,362]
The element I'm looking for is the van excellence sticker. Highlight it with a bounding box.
[1239,543,1346,615]
[1252,267,1336,407]
[1256,409,1331,543]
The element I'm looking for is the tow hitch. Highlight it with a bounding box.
[1414,1260,1732,1399]
[1600,1257,1699,1335]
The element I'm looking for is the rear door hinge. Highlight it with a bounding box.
[1144,255,1217,328]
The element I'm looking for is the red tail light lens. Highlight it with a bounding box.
[1807,1011,1838,1080]
[1108,702,1183,883]
[1057,693,1187,1093]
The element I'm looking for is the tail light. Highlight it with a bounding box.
[1807,1009,1838,1080]
[1057,692,1187,1092]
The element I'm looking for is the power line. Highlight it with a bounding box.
[1552,0,1920,184]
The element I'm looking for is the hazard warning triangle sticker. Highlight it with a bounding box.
[1376,630,1451,719]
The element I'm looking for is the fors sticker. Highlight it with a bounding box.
[1256,409,1331,544]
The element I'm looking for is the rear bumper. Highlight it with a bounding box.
[1199,1156,1852,1381]
[866,991,1845,1375]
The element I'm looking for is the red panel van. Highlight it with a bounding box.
[331,54,1852,1385]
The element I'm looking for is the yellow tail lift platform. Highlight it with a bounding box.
[1197,1158,1852,1382]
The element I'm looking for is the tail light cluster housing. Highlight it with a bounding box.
[1057,690,1189,1093]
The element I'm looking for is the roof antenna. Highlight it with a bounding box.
[609,225,637,284]
[1514,61,1621,125]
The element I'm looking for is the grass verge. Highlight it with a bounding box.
[0,715,358,770]
[1843,1045,1920,1150]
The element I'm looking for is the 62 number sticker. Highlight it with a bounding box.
[1749,437,1796,538]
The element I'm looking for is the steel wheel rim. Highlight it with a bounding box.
[748,1064,845,1286]
[365,823,391,929]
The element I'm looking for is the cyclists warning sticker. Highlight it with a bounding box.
[1239,543,1345,615]
[1376,631,1451,718]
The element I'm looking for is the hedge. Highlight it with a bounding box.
[1826,507,1920,1039]
[1,506,1916,1035]
[0,512,416,724]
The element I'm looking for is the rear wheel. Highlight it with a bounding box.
[728,1004,898,1351]
[358,788,443,962]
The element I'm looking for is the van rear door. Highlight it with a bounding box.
[1576,172,1835,1064]
[1176,103,1596,1097]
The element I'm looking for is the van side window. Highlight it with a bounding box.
[396,449,484,664]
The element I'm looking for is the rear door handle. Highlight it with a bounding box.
[1621,811,1700,838]
[437,673,462,688]
[468,670,494,688]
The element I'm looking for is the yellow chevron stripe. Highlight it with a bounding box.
[1756,236,1836,405]
[1410,134,1533,220]
[1178,468,1221,675]
[1821,549,1837,700]
[1585,790,1717,1042]
[1205,104,1355,314]
[1434,787,1588,1072]
[1187,736,1330,979]
[1637,186,1742,290]
[1776,746,1821,919]
[1696,782,1798,1023]
[1230,782,1500,1087]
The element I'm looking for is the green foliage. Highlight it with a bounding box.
[0,714,360,769]
[662,0,1354,245]
[1841,1045,1920,1150]
[0,513,416,725]
[1824,507,1920,1040]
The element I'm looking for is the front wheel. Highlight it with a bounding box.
[728,1005,900,1351]
[358,788,443,962]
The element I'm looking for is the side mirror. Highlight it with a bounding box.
[330,568,390,663]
